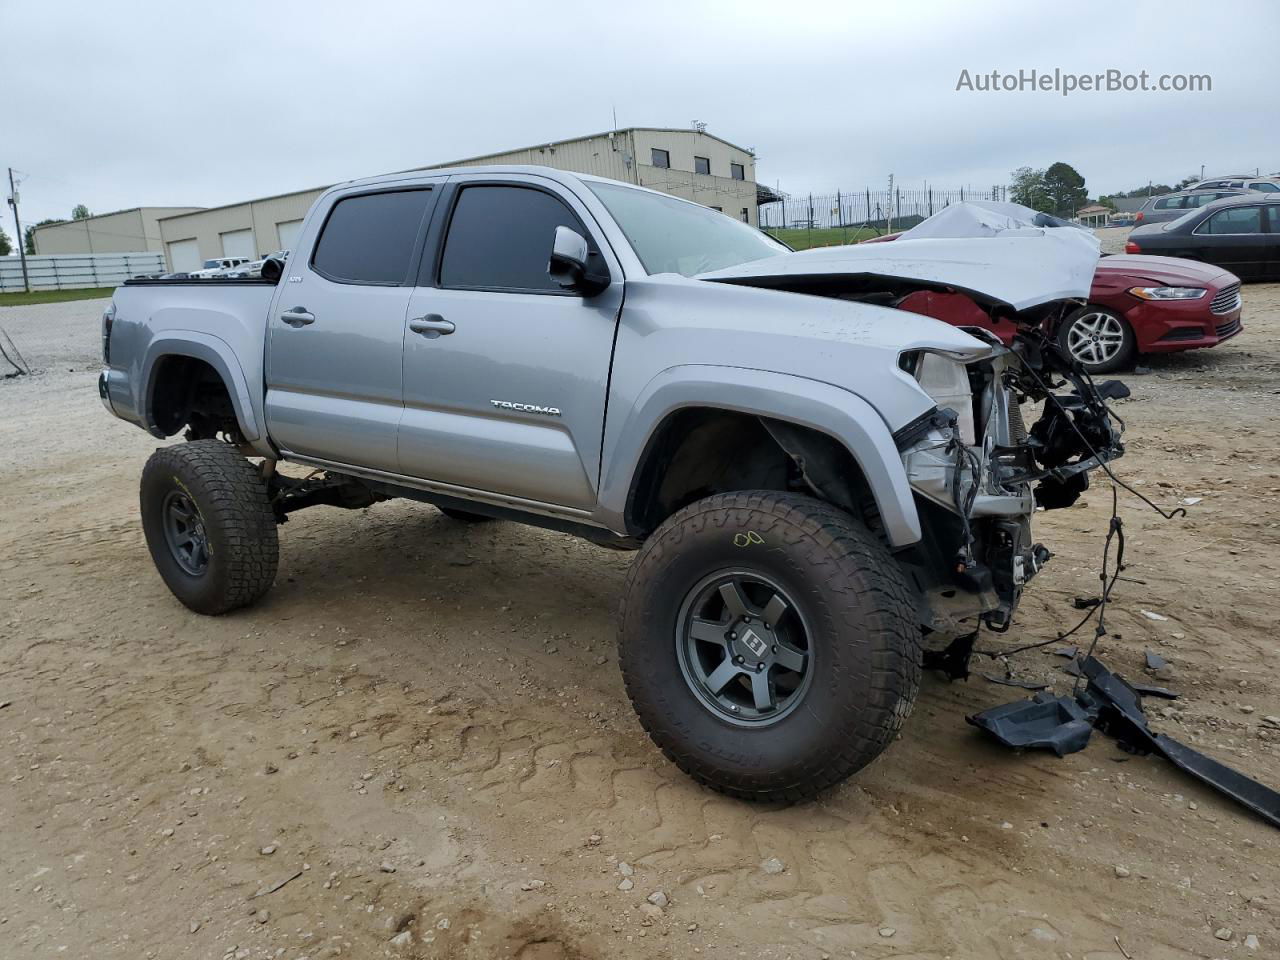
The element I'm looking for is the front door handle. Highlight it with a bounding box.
[408,314,455,338]
[280,307,315,327]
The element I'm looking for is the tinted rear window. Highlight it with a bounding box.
[312,189,433,284]
[439,185,586,292]
[1202,206,1264,234]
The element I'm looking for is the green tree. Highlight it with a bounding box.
[1009,166,1052,212]
[72,204,91,220]
[25,218,64,255]
[0,225,12,256]
[1042,162,1088,217]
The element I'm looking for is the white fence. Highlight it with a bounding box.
[0,252,166,292]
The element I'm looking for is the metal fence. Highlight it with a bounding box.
[758,186,1009,242]
[0,252,166,292]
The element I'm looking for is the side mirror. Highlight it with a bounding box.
[548,225,610,296]
[260,256,285,282]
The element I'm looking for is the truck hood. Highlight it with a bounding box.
[699,200,1101,313]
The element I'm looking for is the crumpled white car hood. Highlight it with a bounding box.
[699,201,1101,313]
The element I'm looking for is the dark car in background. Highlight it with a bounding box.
[1134,188,1247,225]
[1126,194,1280,281]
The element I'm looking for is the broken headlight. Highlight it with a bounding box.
[904,351,977,445]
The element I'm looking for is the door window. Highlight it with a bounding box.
[311,189,434,284]
[438,185,590,293]
[1199,207,1264,234]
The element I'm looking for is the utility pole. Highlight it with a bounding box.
[7,167,30,292]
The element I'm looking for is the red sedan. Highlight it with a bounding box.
[867,234,1243,372]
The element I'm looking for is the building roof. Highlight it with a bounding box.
[33,205,206,233]
[155,127,756,223]
[1108,197,1150,213]
[423,126,756,167]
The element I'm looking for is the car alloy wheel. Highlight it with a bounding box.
[1065,310,1127,367]
[675,570,813,726]
[161,488,211,576]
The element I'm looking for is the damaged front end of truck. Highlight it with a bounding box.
[894,318,1126,637]
[704,202,1126,641]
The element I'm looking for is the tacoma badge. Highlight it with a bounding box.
[490,399,562,417]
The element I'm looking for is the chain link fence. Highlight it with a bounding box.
[758,186,1009,248]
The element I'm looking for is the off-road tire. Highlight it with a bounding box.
[438,506,494,523]
[140,440,279,615]
[618,491,920,803]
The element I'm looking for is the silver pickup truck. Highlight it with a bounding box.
[99,168,1123,801]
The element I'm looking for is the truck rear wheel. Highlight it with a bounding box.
[618,491,920,803]
[140,440,279,616]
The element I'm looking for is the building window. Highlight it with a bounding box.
[730,162,745,181]
[710,206,722,212]
[740,207,749,223]
[651,148,670,169]
[694,156,711,176]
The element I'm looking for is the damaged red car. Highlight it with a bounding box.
[867,236,1243,373]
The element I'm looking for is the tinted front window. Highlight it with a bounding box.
[1251,182,1280,192]
[1202,207,1263,234]
[589,180,786,276]
[312,189,433,284]
[440,185,585,292]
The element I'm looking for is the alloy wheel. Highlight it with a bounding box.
[161,488,210,576]
[1065,311,1126,366]
[675,570,814,726]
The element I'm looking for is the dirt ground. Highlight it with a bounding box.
[3,284,1279,960]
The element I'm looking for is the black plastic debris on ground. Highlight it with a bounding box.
[978,672,1050,692]
[966,693,1094,757]
[968,656,1280,829]
[1145,650,1169,670]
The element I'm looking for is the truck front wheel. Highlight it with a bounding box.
[618,491,920,803]
[140,440,279,615]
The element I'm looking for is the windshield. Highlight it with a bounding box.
[587,181,787,276]
[202,260,221,269]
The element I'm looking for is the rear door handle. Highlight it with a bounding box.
[280,307,315,327]
[408,314,455,338]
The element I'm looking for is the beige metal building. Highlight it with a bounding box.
[151,127,758,272]
[32,207,204,256]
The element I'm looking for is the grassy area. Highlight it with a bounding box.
[763,226,895,251]
[0,286,116,307]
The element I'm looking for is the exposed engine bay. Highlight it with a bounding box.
[703,201,1127,638]
[894,312,1126,635]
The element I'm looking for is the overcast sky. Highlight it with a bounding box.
[4,0,1276,223]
